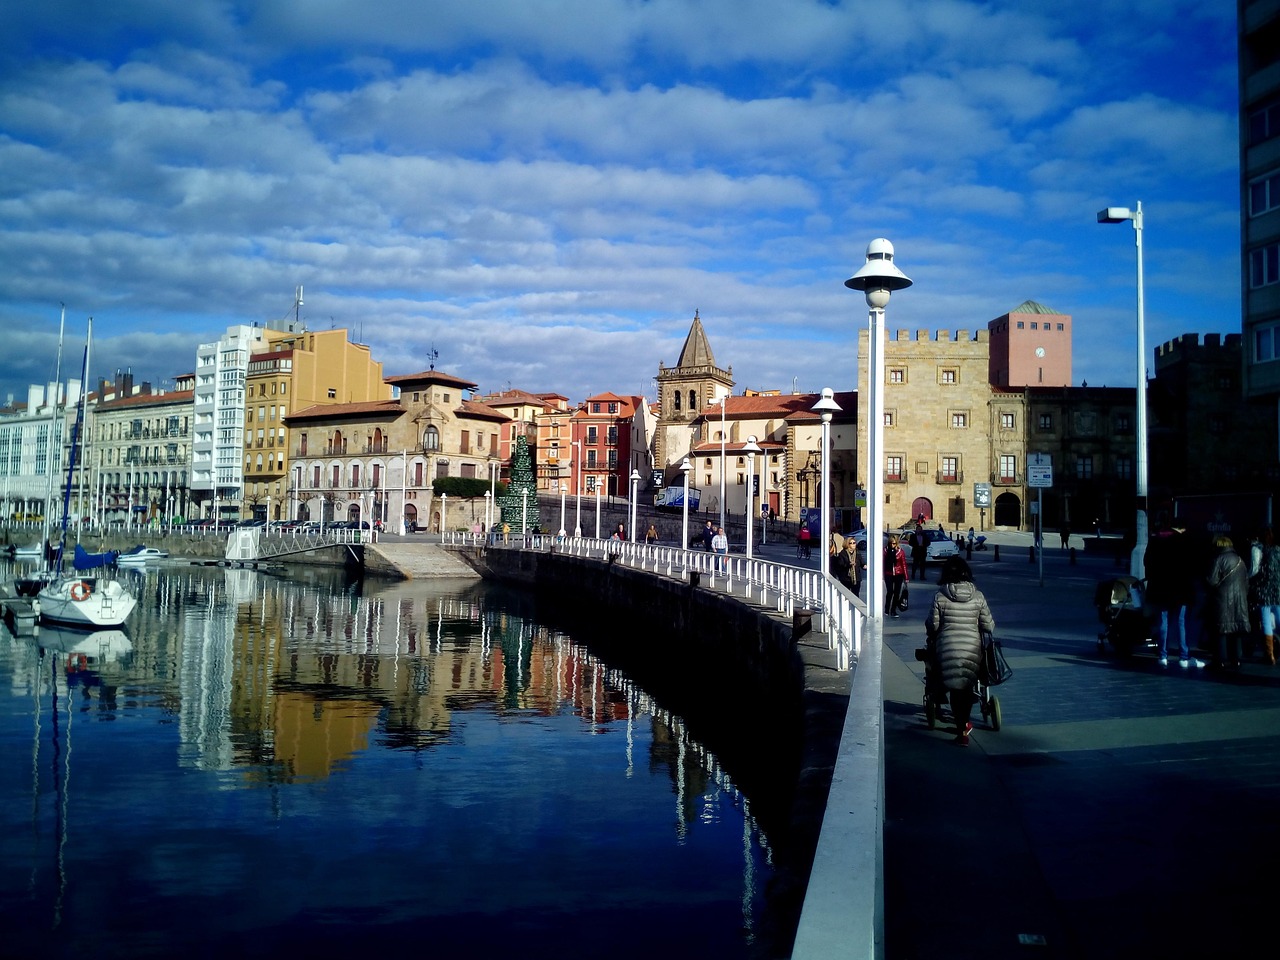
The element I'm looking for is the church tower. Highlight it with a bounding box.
[653,311,734,476]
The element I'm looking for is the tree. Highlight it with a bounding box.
[496,435,540,532]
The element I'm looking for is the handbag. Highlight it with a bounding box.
[898,581,909,612]
[980,636,1012,686]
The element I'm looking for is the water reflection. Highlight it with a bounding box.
[1,562,776,958]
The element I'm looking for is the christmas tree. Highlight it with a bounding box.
[496,435,540,532]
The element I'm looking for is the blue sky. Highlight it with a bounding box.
[0,0,1239,406]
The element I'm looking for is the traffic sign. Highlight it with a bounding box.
[1027,453,1053,488]
[973,482,992,508]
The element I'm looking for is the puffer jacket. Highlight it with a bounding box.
[1205,546,1250,634]
[926,581,996,691]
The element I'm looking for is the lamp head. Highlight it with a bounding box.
[811,385,842,423]
[1097,206,1133,223]
[845,238,912,308]
[679,457,691,474]
[743,435,762,455]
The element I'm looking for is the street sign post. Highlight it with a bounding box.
[1026,454,1053,586]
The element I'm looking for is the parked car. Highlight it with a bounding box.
[899,524,961,563]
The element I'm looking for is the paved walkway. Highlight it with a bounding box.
[874,533,1280,960]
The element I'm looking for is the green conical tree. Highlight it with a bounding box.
[496,435,540,533]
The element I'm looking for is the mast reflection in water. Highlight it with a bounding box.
[0,563,775,959]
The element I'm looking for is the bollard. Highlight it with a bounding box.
[1069,546,1077,565]
[993,544,1000,562]
[966,542,972,560]
[1029,545,1036,563]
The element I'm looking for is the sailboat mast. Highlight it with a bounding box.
[51,331,89,575]
[74,318,92,536]
[41,305,67,567]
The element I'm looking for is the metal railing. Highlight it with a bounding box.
[442,530,867,671]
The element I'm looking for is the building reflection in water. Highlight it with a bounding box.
[1,561,774,955]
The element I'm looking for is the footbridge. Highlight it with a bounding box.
[223,526,367,563]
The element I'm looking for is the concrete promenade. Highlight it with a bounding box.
[871,531,1280,960]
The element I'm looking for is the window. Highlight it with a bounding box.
[592,403,601,413]
[1115,456,1133,480]
[889,368,906,383]
[424,426,440,451]
[331,464,340,487]
[998,455,1016,482]
[587,427,598,444]
[940,369,958,384]
[1057,323,1064,331]
[951,412,967,428]
[1076,456,1093,480]
[587,450,597,467]
[1031,322,1038,330]
[884,412,894,426]
[351,464,360,487]
[1248,96,1280,146]
[608,450,618,469]
[326,388,336,399]
[1251,242,1280,288]
[674,392,681,411]
[312,465,320,488]
[607,427,618,445]
[608,402,618,413]
[1038,413,1053,431]
[688,391,696,410]
[1016,321,1024,329]
[1255,324,1280,363]
[1116,413,1131,432]
[1000,412,1015,430]
[941,457,958,481]
[886,456,904,482]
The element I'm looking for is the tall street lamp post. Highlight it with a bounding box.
[571,440,582,536]
[558,483,567,539]
[759,446,768,545]
[716,395,727,533]
[743,436,761,559]
[812,388,842,579]
[595,482,602,539]
[1098,202,1148,579]
[484,490,491,539]
[679,456,692,553]
[846,239,912,620]
[629,468,641,542]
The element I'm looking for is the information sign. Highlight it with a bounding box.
[1027,453,1053,488]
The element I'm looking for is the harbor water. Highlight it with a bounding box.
[0,561,780,959]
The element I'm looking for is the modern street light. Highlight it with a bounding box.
[440,492,448,538]
[759,445,768,545]
[595,481,602,539]
[679,456,692,553]
[484,489,491,540]
[1098,202,1148,579]
[571,440,582,536]
[629,468,641,543]
[846,238,912,620]
[742,436,761,558]
[717,395,728,533]
[558,482,567,539]
[812,388,843,579]
[521,488,528,534]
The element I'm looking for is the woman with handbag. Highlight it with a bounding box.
[925,556,996,746]
[883,534,909,617]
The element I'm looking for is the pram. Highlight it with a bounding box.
[1093,575,1153,656]
[915,641,1002,732]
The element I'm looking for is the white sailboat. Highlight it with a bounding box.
[38,316,137,630]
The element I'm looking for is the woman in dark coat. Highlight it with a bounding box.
[926,556,996,746]
[1205,535,1251,669]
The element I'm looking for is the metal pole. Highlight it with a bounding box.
[719,397,726,533]
[595,482,602,539]
[1133,202,1148,580]
[867,303,885,618]
[681,460,690,552]
[821,416,831,578]
[746,450,755,559]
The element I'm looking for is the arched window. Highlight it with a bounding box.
[674,391,682,411]
[689,390,696,410]
[424,425,440,451]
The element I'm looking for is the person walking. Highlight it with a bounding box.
[883,533,908,617]
[910,524,928,581]
[644,523,659,545]
[1205,535,1250,670]
[797,523,812,559]
[701,519,715,552]
[833,536,861,594]
[925,556,996,747]
[1251,526,1280,666]
[711,526,728,574]
[1144,524,1203,668]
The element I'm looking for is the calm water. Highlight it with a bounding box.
[0,562,775,959]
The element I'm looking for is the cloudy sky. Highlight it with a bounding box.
[0,0,1238,407]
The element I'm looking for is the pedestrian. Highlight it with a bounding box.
[501,521,510,543]
[615,523,626,541]
[829,526,842,560]
[833,536,861,593]
[712,526,728,574]
[645,523,659,545]
[1205,535,1250,670]
[926,557,996,746]
[884,533,908,617]
[910,524,928,581]
[1250,526,1280,666]
[701,519,715,552]
[1060,524,1071,549]
[1144,524,1202,668]
[798,523,812,559]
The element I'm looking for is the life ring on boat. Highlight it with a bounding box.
[67,653,88,671]
[69,581,92,602]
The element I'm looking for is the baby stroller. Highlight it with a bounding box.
[914,639,1003,733]
[1093,575,1152,656]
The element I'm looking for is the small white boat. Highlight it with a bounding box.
[11,541,45,560]
[115,545,170,566]
[37,575,137,630]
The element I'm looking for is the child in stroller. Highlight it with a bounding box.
[1093,575,1153,656]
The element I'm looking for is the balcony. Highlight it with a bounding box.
[364,441,388,455]
[936,471,964,484]
[993,472,1019,486]
[326,442,348,455]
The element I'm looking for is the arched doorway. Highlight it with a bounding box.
[994,491,1022,529]
[404,503,418,532]
[910,497,934,523]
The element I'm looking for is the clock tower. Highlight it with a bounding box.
[988,300,1072,388]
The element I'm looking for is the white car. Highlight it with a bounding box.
[901,526,960,563]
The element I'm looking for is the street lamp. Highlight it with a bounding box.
[1098,202,1148,579]
[742,436,761,558]
[484,489,491,540]
[812,388,843,579]
[717,394,728,532]
[595,481,602,539]
[571,440,582,536]
[440,492,447,537]
[846,238,912,621]
[759,445,768,545]
[558,482,567,539]
[679,456,692,552]
[629,468,641,542]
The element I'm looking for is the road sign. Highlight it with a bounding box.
[1027,453,1053,488]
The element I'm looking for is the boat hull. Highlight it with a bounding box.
[38,577,137,629]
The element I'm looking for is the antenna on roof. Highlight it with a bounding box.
[428,344,439,371]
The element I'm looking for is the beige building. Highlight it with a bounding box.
[237,328,392,521]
